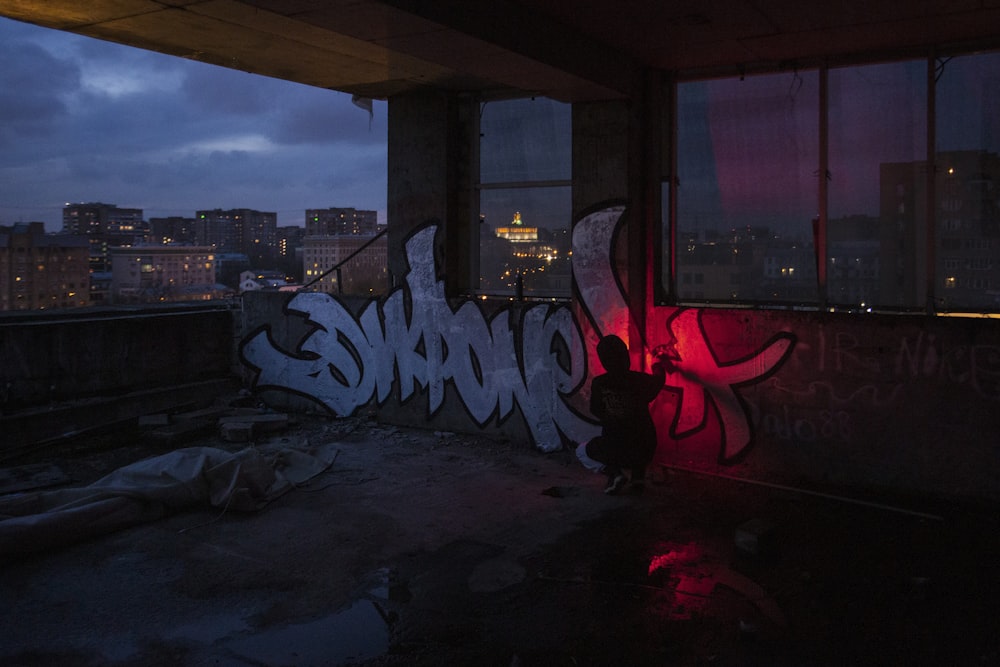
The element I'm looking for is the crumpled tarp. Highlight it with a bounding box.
[0,442,339,556]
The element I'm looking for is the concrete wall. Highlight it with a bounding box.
[1,305,237,449]
[240,208,1000,507]
[238,93,1000,508]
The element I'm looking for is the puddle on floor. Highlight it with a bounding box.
[225,599,389,667]
[224,570,396,666]
[98,635,140,663]
[165,612,251,644]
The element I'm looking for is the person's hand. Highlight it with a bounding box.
[652,356,674,375]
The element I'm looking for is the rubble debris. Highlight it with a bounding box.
[146,419,216,445]
[218,413,290,442]
[136,407,292,445]
[172,406,229,423]
[220,421,255,443]
[218,413,289,433]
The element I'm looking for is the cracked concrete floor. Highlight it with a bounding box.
[1,414,998,666]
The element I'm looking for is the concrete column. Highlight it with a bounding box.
[572,100,629,218]
[387,90,475,295]
[572,73,664,365]
[628,70,665,360]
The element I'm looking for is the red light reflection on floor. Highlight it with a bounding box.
[646,540,787,627]
[647,541,704,576]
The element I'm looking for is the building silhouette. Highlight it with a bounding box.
[148,216,198,245]
[62,202,146,272]
[305,208,378,236]
[0,222,90,311]
[303,233,387,296]
[109,245,219,304]
[302,207,385,295]
[195,208,277,267]
[276,225,306,283]
[878,150,1000,310]
[827,214,881,308]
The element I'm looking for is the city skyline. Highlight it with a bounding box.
[0,17,389,233]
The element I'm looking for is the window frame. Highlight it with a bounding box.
[472,96,573,301]
[660,43,1000,316]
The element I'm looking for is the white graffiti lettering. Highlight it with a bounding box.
[243,205,797,463]
[241,227,597,451]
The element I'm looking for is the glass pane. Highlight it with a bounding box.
[935,51,1000,312]
[478,186,572,296]
[480,98,571,184]
[660,180,671,298]
[676,71,819,304]
[828,60,926,310]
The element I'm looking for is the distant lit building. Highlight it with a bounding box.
[89,271,112,307]
[482,211,569,296]
[933,150,1000,311]
[676,227,817,303]
[495,211,538,242]
[880,150,1000,310]
[148,216,198,245]
[0,222,90,311]
[62,202,146,272]
[214,252,251,289]
[276,225,306,282]
[239,270,289,293]
[306,207,378,236]
[303,234,387,296]
[195,208,277,267]
[109,245,218,304]
[828,214,881,308]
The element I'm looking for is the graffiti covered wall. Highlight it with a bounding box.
[241,225,596,452]
[240,206,1000,504]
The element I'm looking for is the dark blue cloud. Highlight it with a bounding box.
[0,29,80,145]
[181,62,271,116]
[0,17,387,229]
[269,94,379,145]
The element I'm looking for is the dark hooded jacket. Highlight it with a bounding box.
[589,335,665,468]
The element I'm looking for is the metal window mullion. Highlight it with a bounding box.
[926,53,937,314]
[471,100,483,293]
[818,67,829,308]
[668,77,679,304]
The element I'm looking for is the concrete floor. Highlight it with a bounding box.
[1,413,998,666]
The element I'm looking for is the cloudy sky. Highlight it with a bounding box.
[0,16,388,232]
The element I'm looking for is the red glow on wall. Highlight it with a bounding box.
[645,307,795,463]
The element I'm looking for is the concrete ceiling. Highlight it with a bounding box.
[2,0,999,102]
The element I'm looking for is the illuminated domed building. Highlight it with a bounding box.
[495,211,539,242]
[479,211,570,296]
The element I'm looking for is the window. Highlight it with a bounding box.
[676,71,818,304]
[667,47,1000,314]
[828,60,926,309]
[477,97,571,298]
[934,51,1000,311]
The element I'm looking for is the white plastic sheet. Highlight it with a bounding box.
[0,442,338,556]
